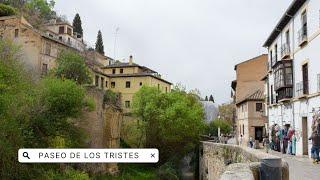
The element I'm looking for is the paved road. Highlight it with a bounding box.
[264,150,320,180]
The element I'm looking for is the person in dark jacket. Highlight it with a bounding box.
[309,131,320,164]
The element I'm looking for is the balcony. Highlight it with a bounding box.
[296,81,309,98]
[298,26,308,46]
[277,88,293,102]
[281,43,290,59]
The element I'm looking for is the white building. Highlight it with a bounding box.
[263,0,320,157]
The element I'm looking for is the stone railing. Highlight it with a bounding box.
[199,142,289,180]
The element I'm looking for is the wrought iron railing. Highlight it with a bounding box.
[298,26,308,45]
[296,81,309,96]
[281,43,290,58]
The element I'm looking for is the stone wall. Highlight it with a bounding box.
[77,87,122,175]
[199,142,289,180]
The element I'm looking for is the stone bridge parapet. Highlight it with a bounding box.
[199,142,289,180]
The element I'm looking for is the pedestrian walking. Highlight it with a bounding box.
[309,131,320,164]
[263,136,270,153]
[249,137,253,148]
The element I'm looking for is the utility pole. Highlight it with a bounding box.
[113,27,120,60]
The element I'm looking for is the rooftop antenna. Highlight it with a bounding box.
[113,27,120,60]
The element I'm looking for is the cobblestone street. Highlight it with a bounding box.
[263,150,320,180]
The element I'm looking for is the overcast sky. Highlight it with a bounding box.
[54,0,291,104]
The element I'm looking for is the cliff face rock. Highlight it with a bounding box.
[77,87,122,175]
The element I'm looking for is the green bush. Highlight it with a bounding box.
[206,119,232,136]
[55,50,91,85]
[39,77,85,118]
[43,168,90,180]
[0,4,17,16]
[133,86,206,163]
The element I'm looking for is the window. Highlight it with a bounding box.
[42,63,48,75]
[242,124,244,135]
[285,30,290,45]
[67,37,71,44]
[95,75,99,87]
[274,44,278,61]
[14,29,19,38]
[45,42,51,55]
[112,69,116,74]
[59,26,64,34]
[125,101,131,108]
[106,81,108,88]
[59,36,63,41]
[120,69,123,74]
[67,27,72,35]
[302,63,309,94]
[111,82,115,88]
[100,77,104,88]
[139,82,142,86]
[256,103,263,112]
[165,87,168,93]
[126,81,131,88]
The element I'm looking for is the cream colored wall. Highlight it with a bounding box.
[104,67,136,74]
[109,76,171,113]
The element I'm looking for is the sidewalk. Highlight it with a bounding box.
[260,149,320,180]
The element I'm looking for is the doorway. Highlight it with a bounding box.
[302,117,308,155]
[255,127,263,142]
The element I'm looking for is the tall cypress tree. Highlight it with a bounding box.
[72,13,83,36]
[95,30,104,55]
[205,96,208,101]
[209,95,214,103]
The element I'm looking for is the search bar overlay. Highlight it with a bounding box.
[18,149,159,163]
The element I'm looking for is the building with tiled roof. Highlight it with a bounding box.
[231,55,268,147]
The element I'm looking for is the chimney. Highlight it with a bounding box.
[129,55,133,65]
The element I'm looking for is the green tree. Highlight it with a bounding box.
[72,13,83,36]
[205,96,208,101]
[206,119,232,136]
[0,39,88,178]
[0,39,35,179]
[218,102,235,125]
[25,0,55,19]
[133,86,205,163]
[95,30,104,55]
[209,95,214,102]
[55,50,91,85]
[0,3,17,16]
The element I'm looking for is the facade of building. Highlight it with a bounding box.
[0,15,85,78]
[100,56,172,113]
[0,15,171,113]
[264,0,320,157]
[231,54,268,146]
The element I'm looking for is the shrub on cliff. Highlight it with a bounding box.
[0,3,16,16]
[54,50,91,85]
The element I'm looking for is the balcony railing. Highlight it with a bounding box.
[277,88,293,102]
[296,81,309,97]
[281,43,290,59]
[298,26,308,46]
[271,55,277,67]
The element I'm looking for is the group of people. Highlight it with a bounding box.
[310,111,320,164]
[270,125,297,155]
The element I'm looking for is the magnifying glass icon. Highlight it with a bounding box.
[23,152,30,159]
